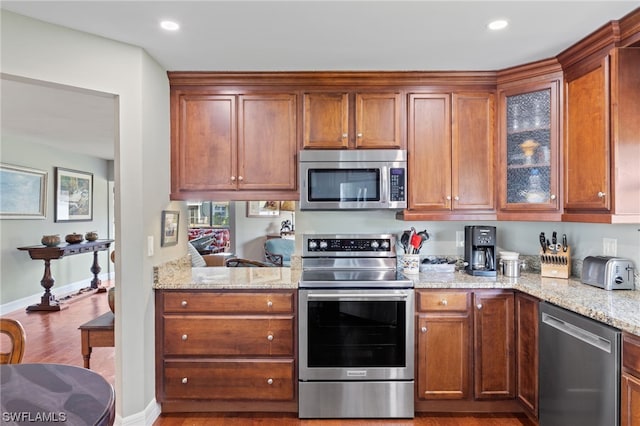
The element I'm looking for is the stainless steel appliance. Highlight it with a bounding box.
[299,150,407,210]
[581,256,635,290]
[464,225,497,277]
[539,302,621,426]
[298,233,414,419]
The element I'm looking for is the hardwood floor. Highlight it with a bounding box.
[2,285,534,426]
[0,282,115,386]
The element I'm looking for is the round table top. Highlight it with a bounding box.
[0,363,114,426]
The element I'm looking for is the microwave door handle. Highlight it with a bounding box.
[381,166,389,204]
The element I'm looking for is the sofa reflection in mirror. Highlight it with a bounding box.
[264,238,294,267]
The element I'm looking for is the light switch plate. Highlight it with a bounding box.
[147,236,154,256]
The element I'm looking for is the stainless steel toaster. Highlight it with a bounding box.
[581,256,635,290]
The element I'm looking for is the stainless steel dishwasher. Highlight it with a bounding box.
[539,302,621,426]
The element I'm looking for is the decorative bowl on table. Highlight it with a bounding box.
[41,234,61,247]
[85,231,99,241]
[65,233,84,244]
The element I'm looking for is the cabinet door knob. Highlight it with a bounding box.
[550,194,557,200]
[230,176,236,181]
[476,303,483,310]
[182,377,188,384]
[357,133,363,138]
[421,326,427,333]
[181,300,188,307]
[238,176,244,182]
[440,299,448,306]
[446,196,452,201]
[597,191,606,198]
[454,196,459,201]
[267,378,274,385]
[267,300,273,308]
[181,334,188,341]
[342,133,348,139]
[267,334,274,341]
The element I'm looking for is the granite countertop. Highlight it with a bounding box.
[153,256,640,336]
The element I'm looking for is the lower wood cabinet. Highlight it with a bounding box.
[515,292,539,420]
[622,332,640,426]
[155,290,297,413]
[416,289,519,412]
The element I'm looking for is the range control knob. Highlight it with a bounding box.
[319,240,328,250]
[370,241,380,249]
[381,240,390,249]
[308,240,318,250]
[615,276,624,285]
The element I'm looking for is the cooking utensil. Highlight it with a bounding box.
[417,229,429,250]
[552,231,557,246]
[410,233,422,254]
[400,231,410,253]
[562,234,568,252]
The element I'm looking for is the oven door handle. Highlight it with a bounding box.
[306,292,410,301]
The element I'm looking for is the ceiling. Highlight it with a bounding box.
[1,1,638,161]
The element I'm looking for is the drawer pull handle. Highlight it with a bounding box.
[440,299,448,306]
[181,300,188,307]
[267,300,273,308]
[267,334,274,341]
[476,303,483,310]
[421,326,427,333]
[181,334,188,341]
[267,378,274,385]
[182,377,188,384]
[598,191,606,198]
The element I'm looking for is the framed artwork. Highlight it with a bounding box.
[161,210,180,247]
[55,167,93,222]
[246,201,279,217]
[0,163,47,219]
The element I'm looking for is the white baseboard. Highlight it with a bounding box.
[115,398,161,426]
[0,272,114,315]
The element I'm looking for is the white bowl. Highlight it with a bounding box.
[499,251,520,260]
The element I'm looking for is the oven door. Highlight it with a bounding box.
[299,288,414,381]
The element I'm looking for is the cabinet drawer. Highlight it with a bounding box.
[163,316,294,356]
[623,332,640,377]
[417,291,469,312]
[163,359,295,401]
[163,291,294,314]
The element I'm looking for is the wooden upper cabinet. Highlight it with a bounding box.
[355,93,402,148]
[172,93,237,193]
[563,47,640,223]
[303,93,349,149]
[303,91,402,149]
[451,93,495,211]
[408,94,451,210]
[238,94,297,191]
[170,89,297,200]
[407,92,495,216]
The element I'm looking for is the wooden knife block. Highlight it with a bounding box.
[540,246,571,279]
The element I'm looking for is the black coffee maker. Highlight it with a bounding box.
[464,225,497,277]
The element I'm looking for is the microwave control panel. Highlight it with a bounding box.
[389,168,406,202]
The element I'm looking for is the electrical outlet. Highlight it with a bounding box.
[456,231,464,248]
[602,238,617,256]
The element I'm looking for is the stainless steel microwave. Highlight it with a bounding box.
[299,150,407,210]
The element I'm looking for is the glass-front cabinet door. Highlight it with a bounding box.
[499,81,560,217]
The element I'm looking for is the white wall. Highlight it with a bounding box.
[1,11,179,424]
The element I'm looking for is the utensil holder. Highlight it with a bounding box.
[540,246,571,279]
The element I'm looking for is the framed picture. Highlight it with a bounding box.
[247,201,279,217]
[161,210,180,247]
[55,167,93,222]
[0,163,47,219]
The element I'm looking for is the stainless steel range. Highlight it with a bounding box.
[298,234,415,419]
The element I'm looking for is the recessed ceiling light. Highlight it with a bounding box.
[160,20,180,31]
[488,19,509,31]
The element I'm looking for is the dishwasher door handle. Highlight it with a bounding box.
[542,312,613,353]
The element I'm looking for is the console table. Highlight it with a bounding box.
[17,239,114,312]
